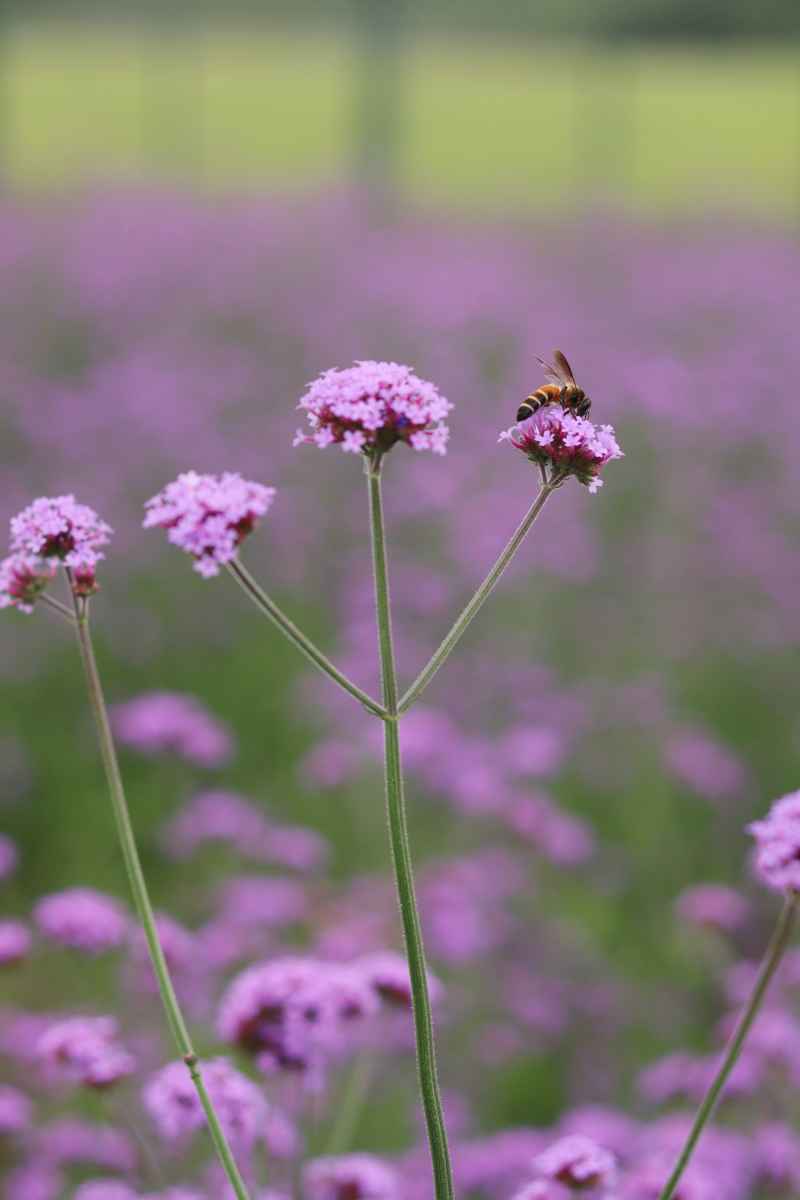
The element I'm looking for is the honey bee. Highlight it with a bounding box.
[516,350,591,422]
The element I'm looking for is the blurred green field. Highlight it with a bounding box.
[5,23,800,216]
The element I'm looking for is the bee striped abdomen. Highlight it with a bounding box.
[516,384,561,423]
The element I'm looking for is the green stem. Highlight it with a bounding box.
[68,590,253,1200]
[227,558,388,720]
[366,457,454,1200]
[657,892,799,1200]
[324,1050,376,1156]
[398,482,555,712]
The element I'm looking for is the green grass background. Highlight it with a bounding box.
[4,23,800,217]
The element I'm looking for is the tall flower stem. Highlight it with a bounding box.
[366,456,454,1200]
[398,481,555,712]
[658,892,799,1200]
[227,557,387,720]
[68,588,253,1200]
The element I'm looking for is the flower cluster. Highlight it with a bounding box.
[143,471,275,577]
[748,790,800,893]
[293,361,452,457]
[303,1153,400,1200]
[217,956,379,1080]
[37,1017,135,1089]
[2,495,112,607]
[499,409,623,492]
[533,1134,617,1190]
[143,1058,267,1148]
[33,888,129,955]
[111,691,234,768]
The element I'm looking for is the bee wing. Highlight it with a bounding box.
[552,350,577,386]
[535,355,564,386]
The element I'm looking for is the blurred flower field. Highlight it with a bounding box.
[1,189,800,1197]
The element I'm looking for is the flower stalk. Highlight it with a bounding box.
[398,480,556,712]
[657,891,799,1200]
[366,454,454,1200]
[67,583,254,1200]
[227,557,387,720]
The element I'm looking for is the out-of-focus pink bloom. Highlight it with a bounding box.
[4,1163,63,1200]
[303,1153,400,1200]
[511,1183,570,1200]
[144,1058,266,1148]
[141,1191,206,1200]
[674,884,749,933]
[357,950,442,1010]
[216,876,309,928]
[500,727,567,778]
[753,1121,800,1191]
[0,1084,33,1134]
[73,1183,139,1200]
[664,730,747,801]
[559,1106,641,1160]
[748,789,800,893]
[143,471,275,577]
[37,1016,135,1089]
[499,410,622,492]
[534,1134,616,1189]
[0,919,31,965]
[217,956,378,1078]
[112,692,234,768]
[0,832,18,878]
[129,911,197,977]
[33,888,128,954]
[503,793,595,865]
[36,1118,137,1170]
[0,554,57,612]
[294,360,452,458]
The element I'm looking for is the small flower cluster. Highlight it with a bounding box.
[37,1017,135,1089]
[748,790,800,893]
[294,361,452,457]
[143,471,275,577]
[33,888,129,955]
[303,1153,400,1200]
[499,409,623,492]
[1,495,111,610]
[112,691,234,768]
[143,1058,267,1148]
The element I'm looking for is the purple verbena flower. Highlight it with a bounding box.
[33,888,129,954]
[143,471,275,577]
[7,495,111,597]
[73,1183,140,1200]
[0,919,32,966]
[294,361,452,458]
[357,950,442,1010]
[36,1117,137,1170]
[0,1084,33,1134]
[534,1134,616,1189]
[0,554,57,613]
[303,1153,400,1200]
[674,884,749,933]
[5,1164,63,1200]
[37,1016,135,1089]
[748,789,800,893]
[499,410,622,492]
[112,691,234,767]
[143,1057,266,1148]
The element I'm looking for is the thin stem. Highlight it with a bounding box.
[366,457,454,1200]
[68,588,253,1200]
[40,592,77,623]
[324,1050,376,1156]
[658,892,799,1200]
[398,482,555,712]
[227,558,388,720]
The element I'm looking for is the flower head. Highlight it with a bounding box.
[0,920,32,966]
[675,884,749,933]
[499,409,622,492]
[294,361,452,458]
[112,691,234,767]
[303,1153,400,1200]
[748,790,800,893]
[534,1134,616,1190]
[0,555,57,613]
[143,1057,266,1148]
[33,888,129,954]
[0,1084,33,1135]
[144,471,275,577]
[37,1016,135,1089]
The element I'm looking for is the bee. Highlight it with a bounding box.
[516,350,591,422]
